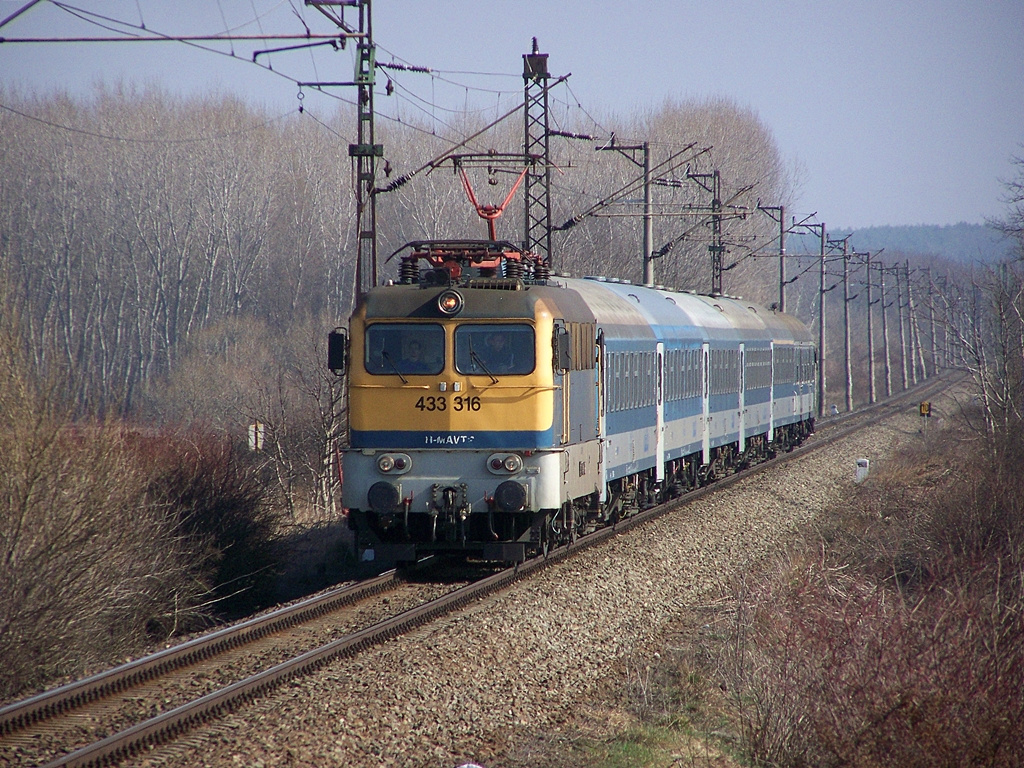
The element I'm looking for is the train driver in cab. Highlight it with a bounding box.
[481,330,516,373]
[400,339,432,374]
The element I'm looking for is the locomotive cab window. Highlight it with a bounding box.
[455,324,535,376]
[365,323,444,375]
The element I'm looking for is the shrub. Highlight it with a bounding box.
[0,353,207,698]
[0,327,281,699]
[134,430,282,620]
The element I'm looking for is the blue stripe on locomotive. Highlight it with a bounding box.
[351,428,555,450]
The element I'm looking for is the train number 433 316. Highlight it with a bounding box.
[415,395,481,412]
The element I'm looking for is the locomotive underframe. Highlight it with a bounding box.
[343,442,598,563]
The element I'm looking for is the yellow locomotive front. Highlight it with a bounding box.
[336,243,568,562]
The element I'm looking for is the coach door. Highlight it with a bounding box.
[597,330,607,502]
[768,340,775,442]
[656,341,665,482]
[702,342,711,465]
[738,343,746,454]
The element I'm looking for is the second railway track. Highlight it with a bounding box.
[0,570,466,767]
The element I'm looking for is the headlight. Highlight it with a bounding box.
[487,453,523,475]
[437,289,464,316]
[377,453,412,474]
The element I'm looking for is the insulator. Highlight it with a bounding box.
[533,261,550,281]
[505,260,523,280]
[377,174,411,194]
[399,258,419,284]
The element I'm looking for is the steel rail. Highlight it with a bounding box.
[41,563,539,768]
[0,569,399,735]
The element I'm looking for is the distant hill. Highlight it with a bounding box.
[786,222,1012,262]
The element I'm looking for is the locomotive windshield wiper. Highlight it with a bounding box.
[469,344,498,384]
[381,349,408,384]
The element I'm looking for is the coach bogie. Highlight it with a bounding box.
[737,432,771,470]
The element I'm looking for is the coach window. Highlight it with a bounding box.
[685,349,693,398]
[628,352,633,407]
[365,323,444,376]
[610,354,618,411]
[455,323,535,375]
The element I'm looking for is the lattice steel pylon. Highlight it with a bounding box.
[350,2,380,298]
[522,39,552,268]
[304,0,380,299]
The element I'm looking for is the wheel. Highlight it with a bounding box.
[539,513,552,558]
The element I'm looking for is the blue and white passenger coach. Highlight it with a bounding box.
[329,241,816,562]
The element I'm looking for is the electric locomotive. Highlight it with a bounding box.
[328,241,816,563]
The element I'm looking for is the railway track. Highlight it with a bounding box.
[0,373,957,768]
[0,569,466,767]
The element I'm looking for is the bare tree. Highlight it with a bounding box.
[938,156,1024,447]
[940,265,1023,450]
[989,151,1024,261]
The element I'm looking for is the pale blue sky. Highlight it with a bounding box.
[2,0,1022,228]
